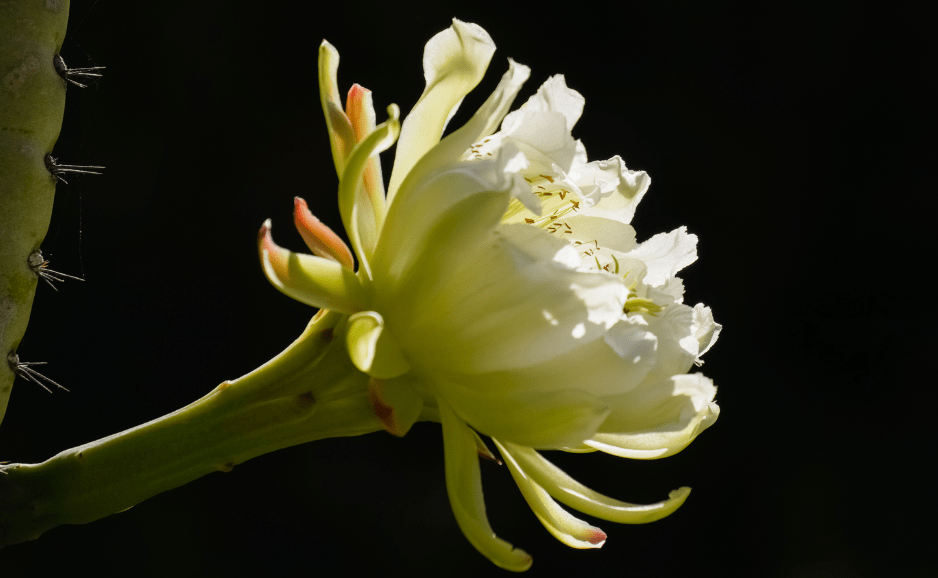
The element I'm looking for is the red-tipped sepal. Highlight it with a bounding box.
[293,197,355,270]
[258,219,366,314]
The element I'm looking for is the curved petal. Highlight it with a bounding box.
[338,104,400,276]
[439,399,533,571]
[257,220,366,313]
[493,439,606,549]
[588,373,719,459]
[388,19,496,203]
[497,441,691,524]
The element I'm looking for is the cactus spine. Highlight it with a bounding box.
[0,0,71,425]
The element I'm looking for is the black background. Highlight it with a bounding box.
[2,1,930,576]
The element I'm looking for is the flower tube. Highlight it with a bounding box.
[259,19,721,571]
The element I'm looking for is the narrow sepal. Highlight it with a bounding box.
[293,197,355,270]
[494,439,607,549]
[439,399,533,572]
[346,84,387,233]
[319,40,357,176]
[338,105,400,277]
[498,441,691,524]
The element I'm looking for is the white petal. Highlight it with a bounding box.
[498,441,692,524]
[514,75,585,131]
[439,399,533,571]
[575,156,650,225]
[388,19,496,203]
[625,226,698,287]
[692,303,722,363]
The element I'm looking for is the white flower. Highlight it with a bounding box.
[258,19,720,571]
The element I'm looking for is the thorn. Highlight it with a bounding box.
[7,352,69,393]
[44,153,104,184]
[53,54,105,88]
[28,251,84,290]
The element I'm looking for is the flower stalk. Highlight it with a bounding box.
[0,310,381,547]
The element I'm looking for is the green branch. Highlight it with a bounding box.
[0,0,71,425]
[0,310,380,546]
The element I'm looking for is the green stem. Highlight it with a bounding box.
[0,310,380,547]
[0,0,71,425]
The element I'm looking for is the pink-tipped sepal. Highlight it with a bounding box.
[293,197,355,270]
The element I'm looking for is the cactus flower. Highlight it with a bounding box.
[259,19,720,571]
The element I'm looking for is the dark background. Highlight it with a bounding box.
[2,1,929,576]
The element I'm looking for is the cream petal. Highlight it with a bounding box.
[588,373,719,459]
[497,441,692,524]
[406,59,530,180]
[500,110,579,173]
[374,143,529,289]
[437,376,610,449]
[388,19,496,203]
[439,399,533,571]
[624,226,698,287]
[493,439,607,549]
[513,75,585,131]
[640,303,698,381]
[257,220,366,313]
[399,227,628,374]
[692,303,722,364]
